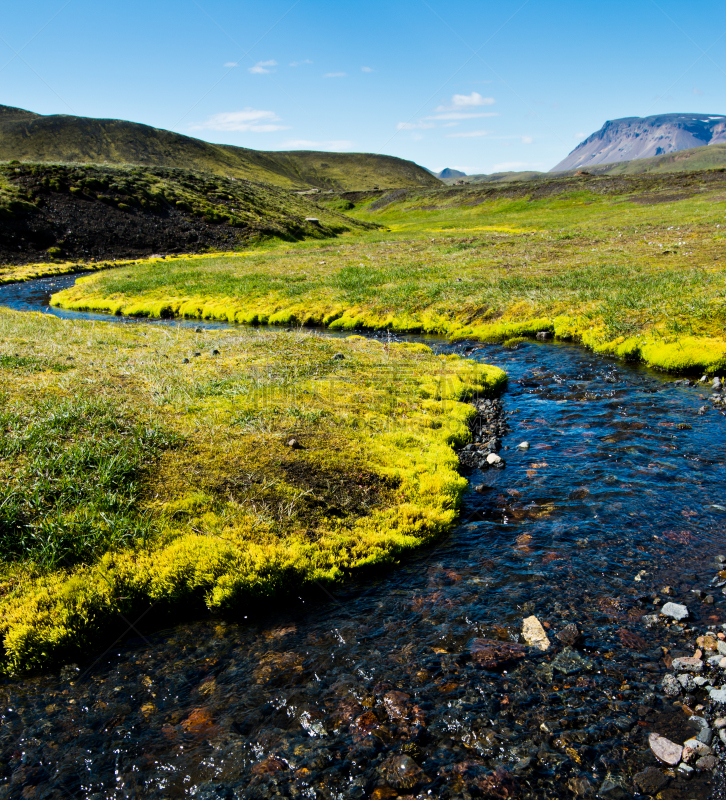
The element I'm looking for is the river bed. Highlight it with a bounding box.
[0,277,725,799]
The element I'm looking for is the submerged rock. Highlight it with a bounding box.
[633,766,667,793]
[470,639,526,669]
[377,754,426,789]
[551,647,593,675]
[556,622,580,646]
[522,616,550,651]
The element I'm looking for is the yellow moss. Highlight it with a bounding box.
[0,308,507,673]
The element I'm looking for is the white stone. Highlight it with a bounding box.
[717,640,726,655]
[678,762,694,775]
[522,615,551,651]
[709,688,726,704]
[517,441,529,449]
[649,732,683,765]
[486,453,502,465]
[671,656,702,672]
[683,738,711,756]
[660,602,689,621]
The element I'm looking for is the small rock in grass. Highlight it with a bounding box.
[287,438,301,449]
[648,732,683,765]
[194,326,203,333]
[182,357,190,364]
[633,766,667,794]
[522,616,550,651]
[211,349,220,356]
[332,353,345,360]
[193,352,201,357]
[660,601,689,621]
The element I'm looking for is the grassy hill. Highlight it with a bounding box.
[0,105,440,191]
[0,161,372,267]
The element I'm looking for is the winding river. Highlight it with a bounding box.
[0,276,724,799]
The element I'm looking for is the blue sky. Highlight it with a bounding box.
[3,0,726,174]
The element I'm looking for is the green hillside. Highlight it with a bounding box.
[0,105,440,191]
[0,161,372,267]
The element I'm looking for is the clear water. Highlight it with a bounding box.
[0,278,724,799]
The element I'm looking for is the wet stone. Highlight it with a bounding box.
[551,647,593,675]
[661,602,689,621]
[556,622,580,646]
[469,639,526,669]
[377,754,425,789]
[633,766,668,794]
[522,615,550,651]
[648,732,683,765]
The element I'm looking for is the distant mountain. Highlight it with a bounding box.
[439,170,543,185]
[551,113,726,172]
[0,105,440,191]
[437,168,466,179]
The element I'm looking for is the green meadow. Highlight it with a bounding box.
[0,308,503,673]
[53,172,726,372]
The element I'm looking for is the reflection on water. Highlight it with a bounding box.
[0,279,724,798]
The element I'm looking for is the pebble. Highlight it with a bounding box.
[677,762,694,775]
[522,616,550,651]
[660,601,689,621]
[661,674,681,697]
[332,353,345,360]
[708,688,726,703]
[555,622,580,646]
[714,717,726,729]
[633,766,667,794]
[287,438,301,449]
[517,441,529,449]
[682,738,711,757]
[718,640,726,655]
[648,732,683,765]
[696,755,716,771]
[486,453,502,466]
[211,349,220,356]
[182,357,190,364]
[671,656,703,672]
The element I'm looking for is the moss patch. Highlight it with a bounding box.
[0,309,505,674]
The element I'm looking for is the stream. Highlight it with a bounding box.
[0,276,725,799]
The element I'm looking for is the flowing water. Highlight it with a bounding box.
[0,277,725,799]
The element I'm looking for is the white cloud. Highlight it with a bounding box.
[361,66,374,72]
[425,111,499,121]
[191,109,289,133]
[397,121,435,130]
[446,130,490,138]
[492,161,543,171]
[324,72,347,78]
[521,136,534,144]
[290,59,313,67]
[436,92,495,112]
[249,59,277,74]
[224,62,238,68]
[283,139,354,150]
[575,132,586,138]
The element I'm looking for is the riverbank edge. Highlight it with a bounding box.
[50,282,726,376]
[0,313,509,675]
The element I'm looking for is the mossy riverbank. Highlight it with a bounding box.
[0,308,505,673]
[52,170,726,374]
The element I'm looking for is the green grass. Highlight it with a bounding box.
[0,308,505,673]
[0,104,440,191]
[52,170,726,372]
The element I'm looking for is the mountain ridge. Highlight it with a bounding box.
[551,113,726,171]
